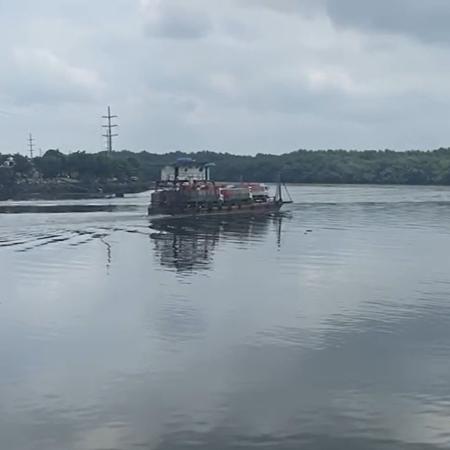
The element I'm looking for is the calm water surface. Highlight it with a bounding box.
[1,185,450,450]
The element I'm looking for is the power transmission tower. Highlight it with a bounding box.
[28,133,35,158]
[102,106,118,154]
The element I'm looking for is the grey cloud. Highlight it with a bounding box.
[240,0,319,14]
[252,0,450,45]
[144,3,211,39]
[2,0,450,154]
[325,0,450,44]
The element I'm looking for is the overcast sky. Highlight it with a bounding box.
[1,0,450,155]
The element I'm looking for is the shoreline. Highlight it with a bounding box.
[0,180,152,201]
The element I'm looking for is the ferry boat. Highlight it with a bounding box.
[148,158,292,217]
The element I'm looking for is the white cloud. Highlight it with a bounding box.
[0,47,104,109]
[13,48,102,92]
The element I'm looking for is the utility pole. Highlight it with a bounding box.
[28,133,34,158]
[102,106,118,154]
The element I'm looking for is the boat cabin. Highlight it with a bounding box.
[160,158,215,182]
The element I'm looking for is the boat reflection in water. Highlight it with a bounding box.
[149,214,286,273]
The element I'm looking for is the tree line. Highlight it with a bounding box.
[3,148,450,187]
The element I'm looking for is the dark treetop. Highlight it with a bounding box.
[2,148,450,198]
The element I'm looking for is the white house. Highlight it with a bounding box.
[2,156,15,168]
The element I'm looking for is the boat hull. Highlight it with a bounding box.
[148,200,291,218]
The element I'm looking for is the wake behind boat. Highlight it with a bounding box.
[148,158,292,217]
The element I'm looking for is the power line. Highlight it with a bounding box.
[28,133,34,158]
[102,106,118,154]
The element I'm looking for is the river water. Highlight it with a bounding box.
[1,185,450,450]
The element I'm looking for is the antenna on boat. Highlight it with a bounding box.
[275,172,283,203]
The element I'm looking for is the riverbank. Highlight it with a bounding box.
[0,178,152,201]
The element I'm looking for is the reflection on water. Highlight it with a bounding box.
[150,215,284,273]
[1,186,450,450]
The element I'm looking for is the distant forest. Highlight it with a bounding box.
[3,148,450,186]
